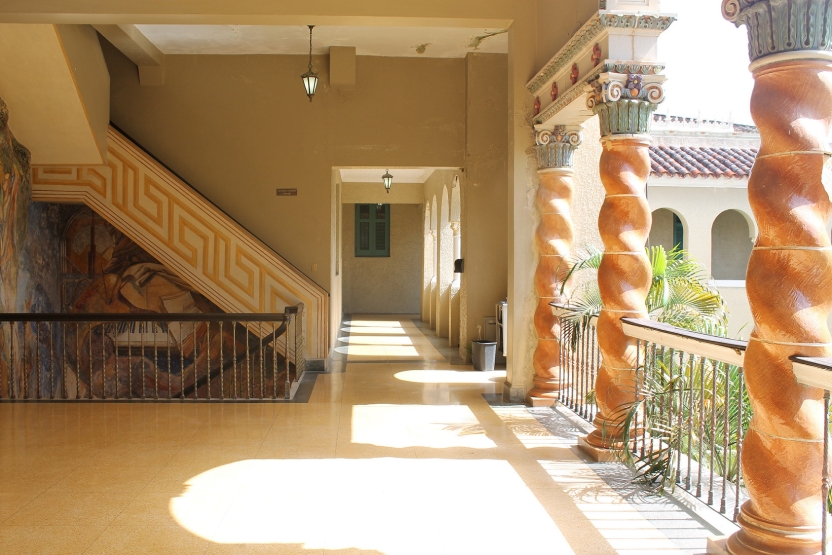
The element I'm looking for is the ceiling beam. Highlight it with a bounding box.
[0,0,512,27]
[93,24,164,86]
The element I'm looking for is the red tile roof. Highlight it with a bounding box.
[650,145,758,179]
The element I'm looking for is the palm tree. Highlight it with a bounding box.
[559,246,749,495]
[559,245,729,335]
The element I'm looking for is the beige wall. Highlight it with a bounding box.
[463,52,508,357]
[342,203,422,314]
[712,210,753,281]
[101,40,467,293]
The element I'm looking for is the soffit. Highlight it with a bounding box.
[134,25,508,57]
[340,168,436,184]
[0,24,104,165]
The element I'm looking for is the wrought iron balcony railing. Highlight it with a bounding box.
[0,305,305,401]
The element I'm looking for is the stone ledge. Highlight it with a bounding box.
[577,435,620,462]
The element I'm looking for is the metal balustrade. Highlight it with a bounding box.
[0,305,306,401]
[623,319,749,522]
[554,307,600,424]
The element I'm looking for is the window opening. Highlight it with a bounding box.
[355,204,390,257]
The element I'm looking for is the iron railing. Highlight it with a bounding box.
[554,307,600,424]
[0,305,305,401]
[623,319,749,522]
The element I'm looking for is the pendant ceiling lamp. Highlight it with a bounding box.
[382,170,393,193]
[301,25,319,102]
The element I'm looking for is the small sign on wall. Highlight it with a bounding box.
[276,188,298,197]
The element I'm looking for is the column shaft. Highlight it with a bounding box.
[586,138,652,449]
[530,167,575,403]
[727,58,832,555]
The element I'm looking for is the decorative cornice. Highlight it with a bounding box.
[534,61,665,125]
[587,73,665,137]
[535,126,583,169]
[526,11,676,94]
[723,0,832,62]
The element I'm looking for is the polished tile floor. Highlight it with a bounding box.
[0,315,723,554]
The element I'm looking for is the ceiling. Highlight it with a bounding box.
[339,168,436,184]
[134,25,508,58]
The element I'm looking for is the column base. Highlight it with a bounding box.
[577,435,620,463]
[706,536,729,555]
[529,396,558,407]
[502,381,526,404]
[725,502,822,555]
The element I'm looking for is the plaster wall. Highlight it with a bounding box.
[342,182,424,204]
[0,24,108,164]
[342,203,422,315]
[102,42,466,288]
[463,52,509,358]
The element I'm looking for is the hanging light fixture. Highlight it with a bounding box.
[301,25,319,102]
[382,169,393,193]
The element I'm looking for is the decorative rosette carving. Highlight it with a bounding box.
[723,0,832,61]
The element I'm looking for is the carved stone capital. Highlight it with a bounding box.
[723,0,832,62]
[587,73,665,137]
[535,126,583,169]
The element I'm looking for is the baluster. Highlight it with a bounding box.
[709,357,717,506]
[111,323,118,400]
[686,353,695,490]
[735,367,744,522]
[721,361,729,515]
[75,323,80,400]
[675,350,684,486]
[233,322,238,400]
[285,314,291,400]
[36,321,41,399]
[697,355,706,498]
[127,320,132,400]
[154,320,159,400]
[9,321,15,399]
[167,323,171,400]
[179,324,184,401]
[259,322,264,399]
[140,321,145,400]
[246,326,251,399]
[219,321,224,400]
[192,322,198,400]
[206,320,211,400]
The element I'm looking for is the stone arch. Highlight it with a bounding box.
[649,207,687,252]
[435,186,453,337]
[711,209,754,280]
[422,201,434,323]
[429,195,438,329]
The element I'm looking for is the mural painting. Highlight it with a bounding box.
[60,207,288,399]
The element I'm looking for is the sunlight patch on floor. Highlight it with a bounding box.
[540,461,688,555]
[351,404,496,449]
[394,369,505,385]
[339,335,415,346]
[170,458,576,554]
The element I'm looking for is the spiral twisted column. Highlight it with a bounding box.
[723,2,832,553]
[530,127,581,406]
[580,73,663,457]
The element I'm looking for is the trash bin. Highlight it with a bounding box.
[471,340,497,371]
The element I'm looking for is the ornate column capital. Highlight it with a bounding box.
[535,126,583,169]
[586,73,665,138]
[723,0,832,63]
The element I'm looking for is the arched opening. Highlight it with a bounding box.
[429,195,438,329]
[422,201,433,323]
[448,178,462,347]
[649,208,685,251]
[435,186,453,337]
[711,210,753,280]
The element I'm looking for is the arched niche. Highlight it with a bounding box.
[711,209,754,280]
[649,208,687,252]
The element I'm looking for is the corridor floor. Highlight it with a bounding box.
[0,315,727,555]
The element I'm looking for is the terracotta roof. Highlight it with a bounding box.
[650,145,758,179]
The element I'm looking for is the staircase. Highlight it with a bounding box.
[31,126,329,360]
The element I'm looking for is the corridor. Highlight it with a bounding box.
[0,316,724,555]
